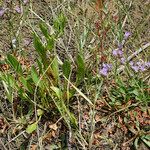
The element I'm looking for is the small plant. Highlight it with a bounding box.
[0,0,149,149]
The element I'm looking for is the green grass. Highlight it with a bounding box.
[0,0,150,149]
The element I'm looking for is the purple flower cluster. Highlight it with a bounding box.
[100,63,112,76]
[130,61,150,72]
[112,31,131,58]
[124,32,131,40]
[15,6,22,14]
[112,49,123,57]
[0,0,28,17]
[0,8,6,17]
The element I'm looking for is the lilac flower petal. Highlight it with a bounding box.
[0,8,5,17]
[131,65,139,72]
[129,61,134,66]
[100,68,108,76]
[124,31,131,39]
[121,57,126,64]
[118,44,123,50]
[112,50,118,56]
[112,49,123,57]
[107,64,113,70]
[118,50,123,56]
[145,62,150,67]
[15,6,22,14]
[23,0,29,4]
[102,63,112,70]
[136,61,142,66]
[140,65,146,71]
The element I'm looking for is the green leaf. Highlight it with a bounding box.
[7,54,23,74]
[39,23,49,38]
[76,54,85,84]
[7,74,18,89]
[0,73,19,103]
[132,89,139,96]
[37,109,44,116]
[37,58,43,73]
[62,60,71,78]
[51,57,59,81]
[143,135,150,141]
[70,112,77,128]
[19,76,33,93]
[39,23,54,51]
[26,122,37,134]
[31,66,40,86]
[46,36,54,51]
[141,135,150,147]
[134,137,139,150]
[19,76,28,90]
[2,80,13,103]
[33,34,45,56]
[33,34,48,67]
[50,86,62,99]
[53,13,66,36]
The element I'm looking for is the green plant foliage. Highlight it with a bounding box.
[50,86,77,128]
[33,34,48,67]
[51,57,59,82]
[141,135,150,148]
[31,66,40,86]
[76,54,85,84]
[6,54,23,75]
[39,23,54,51]
[0,72,19,103]
[26,122,38,134]
[62,60,71,79]
[53,13,66,36]
[39,23,49,39]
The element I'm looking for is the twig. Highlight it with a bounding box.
[0,139,7,150]
[5,130,26,146]
[122,1,132,28]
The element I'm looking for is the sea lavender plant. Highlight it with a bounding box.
[100,63,112,76]
[129,61,150,72]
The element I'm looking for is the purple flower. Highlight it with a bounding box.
[145,62,150,67]
[0,8,5,17]
[112,49,123,57]
[140,65,146,71]
[112,50,118,56]
[118,43,123,50]
[124,31,131,39]
[121,57,126,64]
[131,65,139,72]
[24,38,32,46]
[136,61,142,66]
[100,68,108,76]
[15,6,22,14]
[23,0,29,5]
[118,49,123,56]
[100,63,112,76]
[130,61,149,72]
[136,61,146,71]
[102,63,112,70]
[129,61,134,66]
